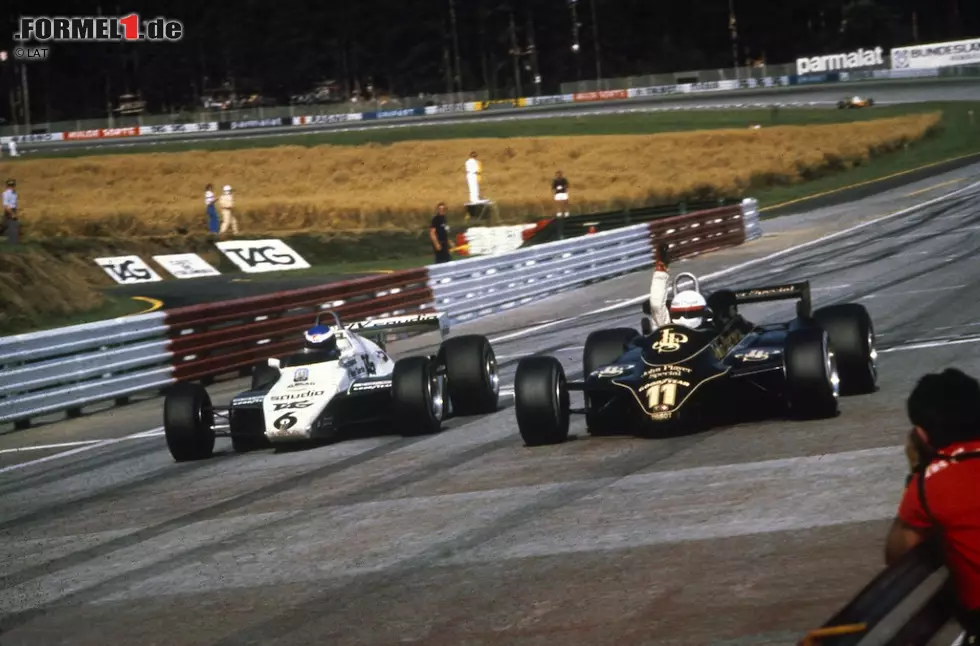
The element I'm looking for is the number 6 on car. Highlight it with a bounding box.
[162,311,502,462]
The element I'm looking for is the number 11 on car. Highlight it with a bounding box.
[647,382,678,408]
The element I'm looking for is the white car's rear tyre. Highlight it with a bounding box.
[438,335,500,415]
[164,382,216,462]
[392,357,444,436]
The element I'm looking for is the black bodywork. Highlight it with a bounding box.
[577,282,820,431]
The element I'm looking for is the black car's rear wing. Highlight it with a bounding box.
[733,282,812,318]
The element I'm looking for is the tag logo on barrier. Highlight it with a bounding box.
[215,239,311,273]
[94,255,163,284]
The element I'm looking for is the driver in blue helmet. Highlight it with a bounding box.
[303,324,342,361]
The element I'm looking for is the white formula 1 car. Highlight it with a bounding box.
[162,312,500,462]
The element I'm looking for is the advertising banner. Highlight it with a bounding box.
[891,37,980,70]
[0,132,65,144]
[214,239,311,273]
[94,256,163,284]
[796,46,885,75]
[137,123,218,136]
[152,253,221,279]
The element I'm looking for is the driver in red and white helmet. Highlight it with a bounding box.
[668,290,709,329]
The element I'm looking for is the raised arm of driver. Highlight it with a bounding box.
[649,269,671,327]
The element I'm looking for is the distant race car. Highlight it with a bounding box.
[513,273,878,446]
[838,95,874,109]
[162,312,500,461]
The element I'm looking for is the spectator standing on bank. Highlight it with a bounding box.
[218,185,239,237]
[886,367,980,642]
[429,202,453,264]
[7,140,18,157]
[205,183,219,234]
[1,179,19,244]
[552,170,570,217]
[465,151,482,203]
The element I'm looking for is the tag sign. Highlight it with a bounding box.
[94,256,164,284]
[153,253,221,279]
[215,239,311,273]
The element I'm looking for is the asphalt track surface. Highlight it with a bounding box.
[1,163,979,644]
[19,77,980,155]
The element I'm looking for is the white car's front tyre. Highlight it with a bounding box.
[164,382,216,462]
[391,357,444,436]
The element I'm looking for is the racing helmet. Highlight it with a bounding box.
[303,324,340,359]
[670,290,708,329]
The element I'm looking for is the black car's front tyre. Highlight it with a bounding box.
[785,328,839,419]
[813,303,877,395]
[438,334,500,415]
[392,356,444,436]
[515,356,570,446]
[583,328,639,376]
[164,382,216,462]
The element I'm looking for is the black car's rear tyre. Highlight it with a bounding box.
[785,328,839,419]
[813,303,877,395]
[515,356,570,446]
[251,364,280,391]
[438,335,500,415]
[584,328,639,377]
[164,382,216,462]
[392,356,444,436]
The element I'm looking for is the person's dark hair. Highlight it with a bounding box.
[206,183,212,190]
[907,368,980,448]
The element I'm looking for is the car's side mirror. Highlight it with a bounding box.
[267,357,281,369]
[641,300,651,315]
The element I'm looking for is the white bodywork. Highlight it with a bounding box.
[261,328,395,442]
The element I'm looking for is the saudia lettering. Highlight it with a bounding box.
[271,390,324,401]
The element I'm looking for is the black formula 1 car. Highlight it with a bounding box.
[162,312,501,461]
[513,277,878,445]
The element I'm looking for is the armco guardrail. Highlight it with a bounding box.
[0,202,759,429]
[0,270,435,429]
[430,203,747,325]
[798,541,958,646]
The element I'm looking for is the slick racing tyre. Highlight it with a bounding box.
[813,303,877,395]
[392,357,444,436]
[785,328,839,420]
[164,382,216,462]
[515,356,570,446]
[438,335,500,415]
[583,328,638,431]
[251,364,280,391]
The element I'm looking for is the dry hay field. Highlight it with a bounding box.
[1,112,941,239]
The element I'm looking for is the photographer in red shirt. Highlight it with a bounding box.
[886,368,980,642]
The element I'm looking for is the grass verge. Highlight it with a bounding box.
[0,110,943,237]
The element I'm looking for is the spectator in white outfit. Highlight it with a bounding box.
[552,170,570,217]
[465,151,482,203]
[2,178,19,244]
[218,185,239,237]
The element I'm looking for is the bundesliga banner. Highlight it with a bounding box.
[891,37,980,70]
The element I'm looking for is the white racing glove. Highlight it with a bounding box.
[649,269,671,328]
